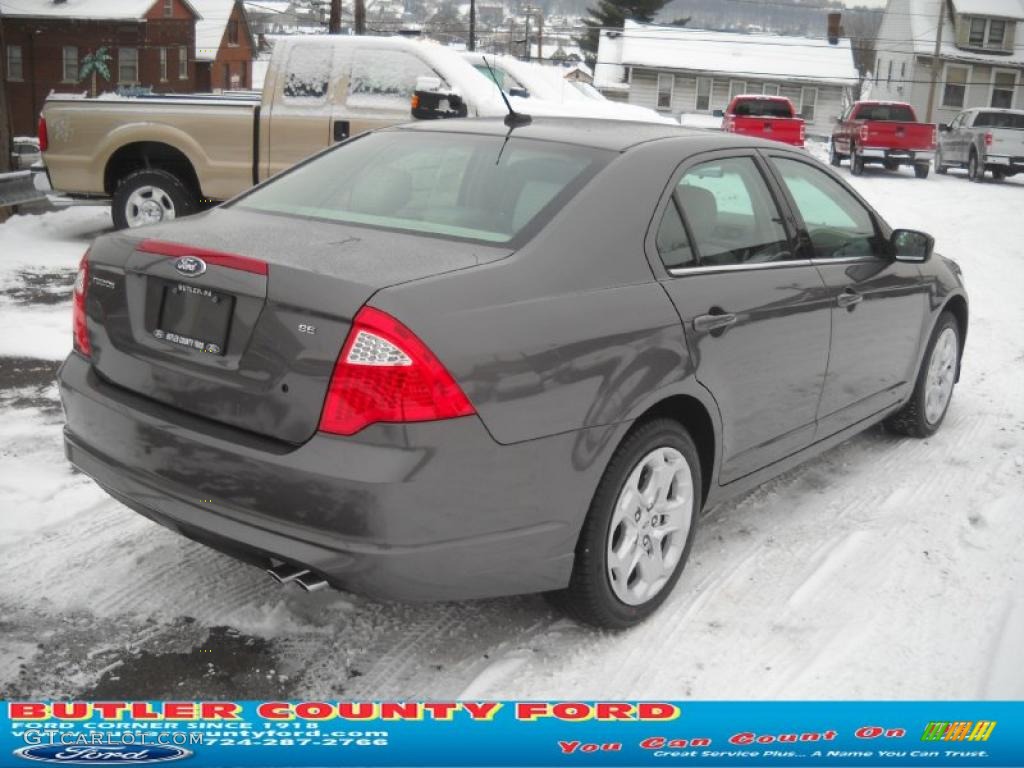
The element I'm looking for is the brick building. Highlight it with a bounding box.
[1,0,202,135]
[190,0,255,91]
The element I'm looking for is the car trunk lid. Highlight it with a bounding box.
[84,207,511,444]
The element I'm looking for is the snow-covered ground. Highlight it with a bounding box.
[1,157,1022,700]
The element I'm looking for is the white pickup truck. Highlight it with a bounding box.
[40,36,669,229]
[936,107,1024,181]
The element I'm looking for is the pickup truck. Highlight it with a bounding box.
[830,100,936,178]
[42,36,659,230]
[936,107,1024,182]
[719,95,805,147]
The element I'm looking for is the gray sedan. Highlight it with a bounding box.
[59,118,967,628]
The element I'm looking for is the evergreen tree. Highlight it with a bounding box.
[577,0,675,68]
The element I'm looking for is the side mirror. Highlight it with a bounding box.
[891,229,934,262]
[712,109,724,118]
[939,123,951,133]
[411,76,468,120]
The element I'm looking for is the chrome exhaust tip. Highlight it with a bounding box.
[295,573,329,592]
[266,563,309,585]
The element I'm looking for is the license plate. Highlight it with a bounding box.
[154,283,234,355]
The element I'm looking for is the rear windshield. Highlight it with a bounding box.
[732,99,794,118]
[235,131,610,243]
[974,111,1024,129]
[855,104,916,122]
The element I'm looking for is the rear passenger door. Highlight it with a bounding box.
[763,152,931,435]
[651,151,832,484]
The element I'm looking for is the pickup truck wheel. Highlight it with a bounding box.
[914,163,930,179]
[967,151,985,183]
[829,142,842,167]
[850,151,865,176]
[112,169,197,230]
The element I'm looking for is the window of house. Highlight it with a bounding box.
[62,46,79,82]
[227,20,239,45]
[800,87,817,121]
[762,83,779,96]
[695,77,711,111]
[969,17,987,46]
[674,157,791,267]
[988,19,1006,46]
[6,45,23,81]
[656,72,673,110]
[728,80,748,103]
[348,49,439,110]
[992,70,1017,108]
[901,61,906,79]
[159,48,168,81]
[164,0,173,16]
[179,45,188,78]
[942,65,969,108]
[118,48,138,83]
[772,157,880,260]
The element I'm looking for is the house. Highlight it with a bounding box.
[594,21,860,135]
[190,0,255,91]
[870,0,1024,124]
[1,0,199,135]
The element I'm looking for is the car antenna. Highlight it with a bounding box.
[482,55,532,128]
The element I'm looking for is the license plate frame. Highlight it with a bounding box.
[153,282,235,355]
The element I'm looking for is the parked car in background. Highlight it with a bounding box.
[40,37,670,231]
[12,137,41,169]
[59,119,967,629]
[936,108,1024,182]
[719,95,805,147]
[830,101,936,178]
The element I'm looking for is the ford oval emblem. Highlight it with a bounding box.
[14,745,192,764]
[174,256,206,277]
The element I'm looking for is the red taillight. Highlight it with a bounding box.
[38,116,48,152]
[858,124,869,143]
[799,122,806,146]
[73,251,91,358]
[984,131,993,147]
[318,306,475,436]
[931,128,938,149]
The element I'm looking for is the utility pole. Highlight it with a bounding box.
[523,12,530,60]
[925,0,947,123]
[329,0,341,33]
[469,0,476,51]
[354,0,365,34]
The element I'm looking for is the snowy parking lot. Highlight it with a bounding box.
[1,156,1022,701]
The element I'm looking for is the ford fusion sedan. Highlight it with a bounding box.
[59,118,967,628]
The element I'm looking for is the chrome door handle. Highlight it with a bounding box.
[694,312,737,332]
[837,290,863,308]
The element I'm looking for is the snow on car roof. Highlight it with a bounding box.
[595,21,859,89]
[0,0,167,19]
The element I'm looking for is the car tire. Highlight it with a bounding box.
[829,142,842,167]
[547,418,701,629]
[850,150,865,176]
[935,146,948,174]
[914,163,930,179]
[112,169,197,230]
[967,151,984,183]
[884,312,960,439]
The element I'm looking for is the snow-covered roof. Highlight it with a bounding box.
[594,21,859,89]
[191,0,248,61]
[0,0,162,19]
[908,0,1024,64]
[951,0,1024,19]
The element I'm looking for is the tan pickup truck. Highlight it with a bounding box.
[41,36,516,229]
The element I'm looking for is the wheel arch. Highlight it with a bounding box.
[633,394,717,507]
[942,294,969,380]
[103,141,202,198]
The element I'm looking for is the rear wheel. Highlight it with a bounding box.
[850,149,865,176]
[112,168,197,230]
[548,418,701,629]
[935,146,948,174]
[829,141,842,167]
[914,163,930,179]
[884,312,960,438]
[968,150,985,183]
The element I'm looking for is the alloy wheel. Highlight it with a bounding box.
[924,327,958,425]
[125,185,177,228]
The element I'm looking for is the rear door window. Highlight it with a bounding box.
[348,50,444,110]
[674,157,792,266]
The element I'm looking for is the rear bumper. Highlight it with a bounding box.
[859,147,934,163]
[58,353,595,601]
[984,155,1024,169]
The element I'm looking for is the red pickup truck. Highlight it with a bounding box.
[721,95,805,147]
[831,101,936,178]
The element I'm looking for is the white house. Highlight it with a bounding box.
[594,21,860,135]
[870,0,1024,124]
